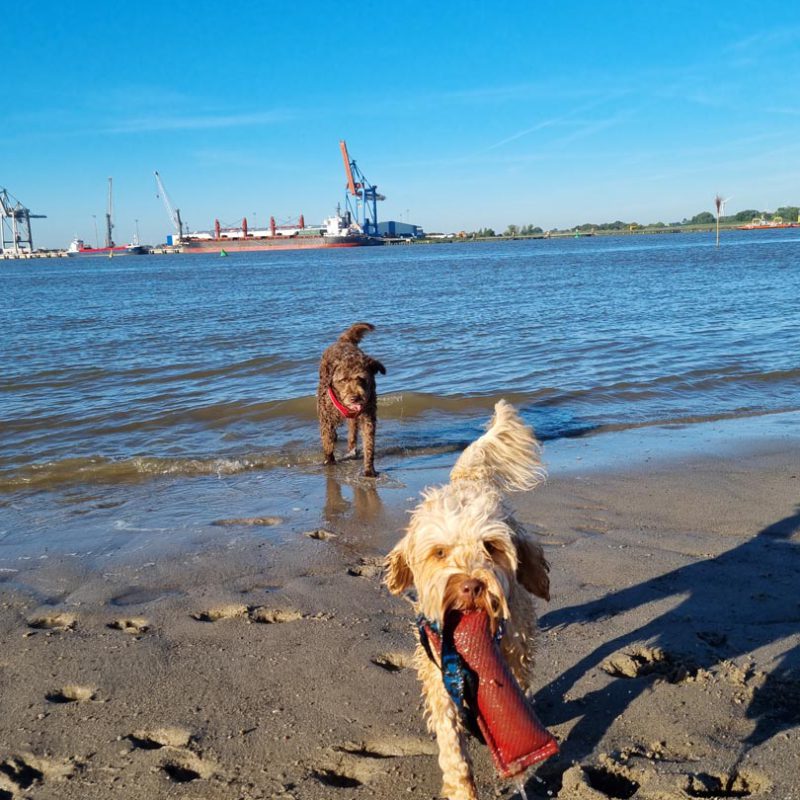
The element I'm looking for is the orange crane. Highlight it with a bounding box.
[338,140,384,236]
[340,140,359,196]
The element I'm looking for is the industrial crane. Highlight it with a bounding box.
[105,177,115,248]
[0,187,46,255]
[154,171,184,240]
[339,140,384,236]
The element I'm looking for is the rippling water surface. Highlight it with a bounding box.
[3,231,800,495]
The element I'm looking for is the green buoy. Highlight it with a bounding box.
[220,249,228,257]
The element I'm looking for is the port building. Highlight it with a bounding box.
[376,220,424,238]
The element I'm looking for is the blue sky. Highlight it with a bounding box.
[4,2,800,247]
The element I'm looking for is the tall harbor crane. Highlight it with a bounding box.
[0,187,46,255]
[339,140,384,236]
[105,177,115,248]
[154,171,184,240]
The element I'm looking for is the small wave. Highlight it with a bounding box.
[6,363,799,440]
[2,406,794,494]
[377,390,538,416]
[0,453,302,492]
[0,391,539,439]
[0,440,466,493]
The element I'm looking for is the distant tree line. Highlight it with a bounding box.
[470,224,543,237]
[467,206,800,237]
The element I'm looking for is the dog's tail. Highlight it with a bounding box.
[339,322,375,344]
[449,400,545,492]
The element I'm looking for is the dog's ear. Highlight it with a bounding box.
[367,358,386,375]
[319,354,335,386]
[514,532,550,601]
[384,540,412,594]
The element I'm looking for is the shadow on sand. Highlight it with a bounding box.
[528,505,800,795]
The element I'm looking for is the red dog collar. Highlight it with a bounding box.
[327,385,362,418]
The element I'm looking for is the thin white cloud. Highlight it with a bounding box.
[550,112,630,148]
[102,109,293,133]
[725,26,800,54]
[764,106,800,116]
[484,117,564,151]
[482,93,628,153]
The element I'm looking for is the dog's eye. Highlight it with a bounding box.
[484,541,499,558]
[434,547,448,560]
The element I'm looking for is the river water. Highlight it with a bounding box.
[2,230,799,556]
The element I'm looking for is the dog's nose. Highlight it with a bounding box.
[460,579,483,601]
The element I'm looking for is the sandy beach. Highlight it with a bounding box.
[1,416,799,800]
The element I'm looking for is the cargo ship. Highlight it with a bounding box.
[66,239,148,257]
[67,177,148,256]
[163,141,388,254]
[177,209,384,253]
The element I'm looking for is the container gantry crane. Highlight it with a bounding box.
[339,140,384,236]
[0,187,46,255]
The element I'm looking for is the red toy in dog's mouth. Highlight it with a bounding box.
[424,609,558,779]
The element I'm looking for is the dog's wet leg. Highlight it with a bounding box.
[320,418,337,465]
[359,415,377,477]
[420,658,477,800]
[346,417,359,458]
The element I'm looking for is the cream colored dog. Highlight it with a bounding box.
[385,400,551,800]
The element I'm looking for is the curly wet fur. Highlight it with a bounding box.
[384,401,550,800]
[317,322,386,477]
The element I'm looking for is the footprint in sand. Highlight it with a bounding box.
[191,604,250,622]
[370,652,413,672]
[192,605,304,624]
[347,557,383,578]
[126,728,214,783]
[249,607,304,624]
[311,737,437,789]
[311,768,364,789]
[684,768,769,798]
[601,645,697,683]
[334,737,437,758]
[696,630,728,648]
[0,753,77,792]
[128,727,192,750]
[561,763,641,799]
[160,751,215,784]
[45,685,95,704]
[0,756,44,792]
[27,613,77,632]
[304,528,338,541]
[108,617,149,634]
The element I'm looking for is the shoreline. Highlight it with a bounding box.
[1,410,798,567]
[13,221,800,258]
[1,413,799,798]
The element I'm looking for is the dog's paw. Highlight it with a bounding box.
[363,468,378,478]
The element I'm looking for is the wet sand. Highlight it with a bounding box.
[1,417,799,799]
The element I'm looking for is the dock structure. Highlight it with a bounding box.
[1,250,69,259]
[0,187,46,256]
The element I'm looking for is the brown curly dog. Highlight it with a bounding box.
[317,322,386,477]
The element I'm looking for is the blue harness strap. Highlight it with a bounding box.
[417,613,506,740]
